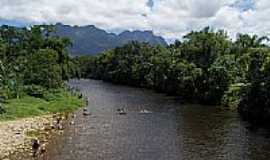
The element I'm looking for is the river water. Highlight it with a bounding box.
[43,79,270,160]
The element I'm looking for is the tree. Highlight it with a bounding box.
[238,48,270,124]
[24,49,63,88]
[74,28,270,124]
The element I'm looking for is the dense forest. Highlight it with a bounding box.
[74,27,270,125]
[0,25,80,118]
[1,25,270,125]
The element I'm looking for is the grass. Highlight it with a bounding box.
[0,90,85,121]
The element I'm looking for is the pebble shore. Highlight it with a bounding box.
[0,114,67,160]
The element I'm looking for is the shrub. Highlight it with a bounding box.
[0,88,8,102]
[0,103,5,114]
[222,83,247,109]
[23,85,47,98]
[238,83,270,124]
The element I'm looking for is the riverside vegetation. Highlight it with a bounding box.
[74,27,270,125]
[1,25,269,126]
[0,25,84,120]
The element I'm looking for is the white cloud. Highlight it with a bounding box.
[0,0,269,41]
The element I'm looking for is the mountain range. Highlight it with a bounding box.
[54,23,167,55]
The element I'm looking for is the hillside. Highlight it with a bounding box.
[54,23,167,55]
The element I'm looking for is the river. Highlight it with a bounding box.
[43,79,270,160]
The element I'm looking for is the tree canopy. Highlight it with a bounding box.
[75,27,270,124]
[0,25,76,103]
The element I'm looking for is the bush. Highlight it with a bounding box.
[0,88,8,102]
[23,85,47,98]
[222,83,247,109]
[0,103,5,114]
[238,83,270,124]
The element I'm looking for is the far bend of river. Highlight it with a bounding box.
[44,79,270,160]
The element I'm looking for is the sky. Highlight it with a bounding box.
[0,0,268,42]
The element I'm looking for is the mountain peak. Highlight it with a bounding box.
[119,30,154,35]
[54,24,167,55]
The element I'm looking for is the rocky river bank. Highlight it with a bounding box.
[0,112,73,160]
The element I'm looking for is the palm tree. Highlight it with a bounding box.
[235,34,269,48]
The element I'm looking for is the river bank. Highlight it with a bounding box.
[0,89,85,160]
[0,114,65,160]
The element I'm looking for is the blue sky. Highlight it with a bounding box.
[147,0,154,8]
[0,19,27,26]
[233,0,254,11]
[0,0,268,41]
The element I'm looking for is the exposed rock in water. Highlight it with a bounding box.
[139,109,152,114]
[83,108,91,116]
[117,108,127,115]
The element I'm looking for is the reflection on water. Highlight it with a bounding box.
[43,79,270,160]
[177,105,266,160]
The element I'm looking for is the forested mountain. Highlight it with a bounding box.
[54,23,167,55]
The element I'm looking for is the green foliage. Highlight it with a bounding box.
[181,27,232,70]
[0,103,5,114]
[75,27,270,124]
[0,25,74,90]
[0,59,23,99]
[234,34,269,54]
[23,85,47,98]
[72,55,96,78]
[78,29,234,104]
[0,25,79,117]
[24,49,63,88]
[222,83,247,109]
[238,49,270,124]
[2,24,270,124]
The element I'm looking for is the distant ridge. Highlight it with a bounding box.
[54,23,167,55]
